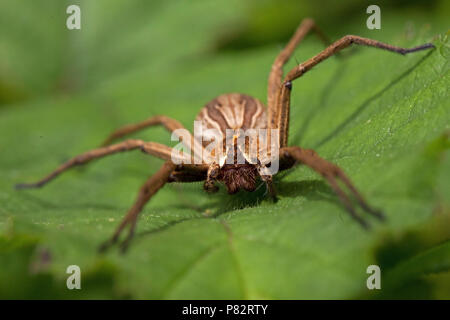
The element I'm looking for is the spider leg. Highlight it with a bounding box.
[275,34,434,147]
[259,173,277,201]
[15,139,178,189]
[99,161,176,253]
[333,169,385,221]
[281,146,384,228]
[325,175,369,229]
[267,18,331,125]
[101,115,205,163]
[203,164,220,193]
[101,115,184,146]
[266,179,277,200]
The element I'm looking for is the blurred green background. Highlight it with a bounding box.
[0,0,449,299]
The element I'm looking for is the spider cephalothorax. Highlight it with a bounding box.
[16,18,434,252]
[195,93,269,194]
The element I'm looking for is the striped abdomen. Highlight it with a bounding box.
[195,93,267,148]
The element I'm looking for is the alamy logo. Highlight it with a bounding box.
[366,265,381,289]
[170,121,280,175]
[366,5,381,30]
[66,265,81,290]
[66,5,81,30]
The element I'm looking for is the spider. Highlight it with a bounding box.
[16,19,434,252]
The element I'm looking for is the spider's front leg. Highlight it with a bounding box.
[265,19,434,227]
[281,146,384,229]
[203,163,220,193]
[260,174,277,201]
[15,139,190,252]
[15,139,175,189]
[273,34,434,147]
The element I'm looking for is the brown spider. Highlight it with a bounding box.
[16,19,434,252]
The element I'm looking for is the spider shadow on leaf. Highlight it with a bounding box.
[133,177,341,245]
[161,174,341,218]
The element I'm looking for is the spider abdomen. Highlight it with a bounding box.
[196,93,267,147]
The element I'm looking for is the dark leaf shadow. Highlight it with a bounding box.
[133,178,342,244]
[130,178,353,252]
[162,177,340,218]
[354,213,450,299]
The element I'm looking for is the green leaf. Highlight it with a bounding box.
[0,0,449,299]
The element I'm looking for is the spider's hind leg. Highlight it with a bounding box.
[281,146,384,228]
[99,161,176,253]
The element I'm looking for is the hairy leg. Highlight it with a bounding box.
[275,35,434,147]
[99,161,176,252]
[281,146,384,228]
[15,139,176,189]
[267,18,331,127]
[101,115,205,162]
[102,115,184,146]
[203,164,220,193]
[260,174,277,200]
